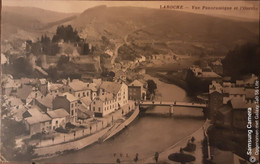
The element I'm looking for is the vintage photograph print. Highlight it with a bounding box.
[1,0,259,163]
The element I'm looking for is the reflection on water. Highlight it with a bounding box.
[43,76,204,163]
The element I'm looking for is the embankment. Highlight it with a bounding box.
[34,107,139,159]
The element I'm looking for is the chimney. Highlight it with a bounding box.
[67,77,71,85]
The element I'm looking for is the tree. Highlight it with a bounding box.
[222,42,259,79]
[147,79,157,95]
[52,25,81,43]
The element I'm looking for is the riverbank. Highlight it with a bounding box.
[143,119,211,164]
[41,75,205,163]
[34,105,139,161]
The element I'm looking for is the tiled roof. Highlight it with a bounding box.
[24,107,51,125]
[62,92,78,102]
[16,85,33,100]
[78,108,94,119]
[80,97,92,106]
[6,96,23,106]
[36,94,54,109]
[130,80,143,87]
[49,83,63,91]
[69,79,88,91]
[99,93,114,101]
[47,108,69,118]
[100,82,122,95]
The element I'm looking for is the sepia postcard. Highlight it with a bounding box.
[0,0,259,163]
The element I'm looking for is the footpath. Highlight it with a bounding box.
[142,120,211,164]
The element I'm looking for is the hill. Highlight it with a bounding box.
[1,6,78,40]
[71,6,258,56]
[1,5,258,56]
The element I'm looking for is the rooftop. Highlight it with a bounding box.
[100,81,122,95]
[69,79,88,91]
[80,97,92,106]
[36,94,54,109]
[16,85,33,100]
[47,108,69,119]
[62,92,78,102]
[129,80,144,87]
[223,87,246,95]
[24,107,51,125]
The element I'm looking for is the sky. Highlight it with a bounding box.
[3,0,259,21]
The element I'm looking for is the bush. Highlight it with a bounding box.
[31,133,43,140]
[66,122,76,129]
[168,153,196,163]
[55,127,69,133]
[183,143,196,152]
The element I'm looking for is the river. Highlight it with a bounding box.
[42,75,204,163]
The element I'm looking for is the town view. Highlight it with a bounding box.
[1,1,259,164]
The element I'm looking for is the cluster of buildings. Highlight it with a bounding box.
[208,74,257,129]
[190,59,223,79]
[2,74,147,136]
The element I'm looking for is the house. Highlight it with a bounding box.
[23,107,52,136]
[16,85,43,105]
[222,87,246,104]
[209,60,223,75]
[190,65,221,79]
[47,108,69,130]
[62,79,91,99]
[80,97,92,110]
[37,78,48,95]
[35,94,54,112]
[10,105,27,122]
[53,92,78,122]
[215,104,233,128]
[2,78,21,96]
[4,96,23,108]
[231,99,255,129]
[209,81,223,119]
[128,80,146,100]
[88,83,98,100]
[90,93,117,117]
[100,81,128,107]
[48,83,63,96]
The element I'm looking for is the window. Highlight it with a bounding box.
[93,107,95,111]
[87,92,89,96]
[78,93,80,97]
[71,103,74,108]
[56,120,58,124]
[93,101,95,105]
[98,107,101,112]
[83,92,86,97]
[72,110,74,116]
